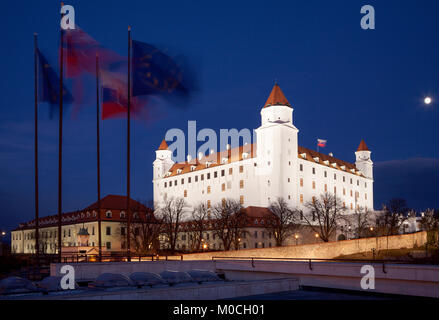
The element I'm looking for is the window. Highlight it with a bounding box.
[188,177,191,183]
[120,212,126,218]
[106,226,111,236]
[324,171,327,178]
[106,211,112,218]
[312,181,316,189]
[207,186,211,194]
[324,184,327,192]
[175,180,177,186]
[240,180,244,189]
[207,200,211,209]
[229,168,233,175]
[181,178,184,185]
[240,195,244,205]
[312,168,316,174]
[222,183,226,191]
[239,165,243,173]
[334,174,337,180]
[334,186,337,194]
[214,171,218,178]
[184,190,187,197]
[300,178,303,187]
[350,178,353,184]
[300,194,303,204]
[221,170,225,177]
[350,190,353,197]
[343,188,346,195]
[254,231,258,238]
[92,227,95,235]
[121,227,126,236]
[288,178,291,182]
[164,182,167,188]
[365,193,368,200]
[201,174,204,181]
[207,173,210,179]
[106,242,111,249]
[195,176,198,182]
[300,164,303,171]
[170,181,173,187]
[357,180,360,186]
[222,198,226,207]
[343,176,346,182]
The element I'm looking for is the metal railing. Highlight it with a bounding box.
[210,256,433,272]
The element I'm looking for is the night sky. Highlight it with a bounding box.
[1,0,438,234]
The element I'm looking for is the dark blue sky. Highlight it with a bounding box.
[1,0,439,233]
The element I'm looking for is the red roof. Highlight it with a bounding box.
[85,194,147,211]
[264,83,291,108]
[242,206,274,218]
[357,140,370,152]
[158,139,169,150]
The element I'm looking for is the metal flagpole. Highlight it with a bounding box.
[34,33,40,265]
[57,4,65,262]
[126,26,132,261]
[96,54,102,262]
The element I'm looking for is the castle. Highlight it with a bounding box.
[153,84,374,213]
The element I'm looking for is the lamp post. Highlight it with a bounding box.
[295,234,299,246]
[315,233,319,243]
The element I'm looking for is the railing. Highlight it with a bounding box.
[210,256,432,272]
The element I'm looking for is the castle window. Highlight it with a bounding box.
[288,178,290,183]
[312,167,315,174]
[289,161,291,166]
[365,193,368,200]
[350,190,353,197]
[240,195,244,205]
[170,181,173,187]
[267,161,271,166]
[175,180,177,186]
[365,182,367,188]
[239,165,243,173]
[164,182,167,188]
[343,188,346,195]
[221,170,225,177]
[357,180,360,186]
[334,186,337,194]
[300,194,303,203]
[300,164,303,171]
[188,177,192,183]
[222,183,226,191]
[229,168,233,175]
[324,184,327,192]
[222,198,226,207]
[240,180,244,189]
[207,186,211,194]
[300,178,303,187]
[334,174,337,180]
[120,211,126,218]
[207,173,210,179]
[214,171,218,178]
[343,176,346,182]
[312,181,316,189]
[184,190,187,197]
[324,171,327,178]
[106,211,112,218]
[207,200,211,209]
[195,176,198,182]
[106,227,111,236]
[181,178,184,185]
[201,174,204,181]
[350,178,353,184]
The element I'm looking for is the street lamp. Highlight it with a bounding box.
[295,234,299,245]
[315,233,319,243]
[1,231,5,237]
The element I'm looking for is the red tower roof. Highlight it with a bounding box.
[158,139,169,150]
[357,140,370,152]
[264,83,291,108]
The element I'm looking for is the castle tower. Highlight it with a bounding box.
[153,139,174,180]
[355,140,373,179]
[255,83,299,207]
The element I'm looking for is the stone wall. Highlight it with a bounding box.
[182,231,427,260]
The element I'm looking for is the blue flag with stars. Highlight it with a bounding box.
[37,49,73,108]
[131,40,190,98]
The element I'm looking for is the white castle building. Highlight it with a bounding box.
[153,84,374,213]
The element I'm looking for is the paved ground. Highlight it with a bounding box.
[232,287,416,300]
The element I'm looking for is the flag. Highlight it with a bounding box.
[62,27,123,78]
[37,49,73,108]
[317,139,327,148]
[131,40,190,98]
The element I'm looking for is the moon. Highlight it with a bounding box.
[424,97,432,105]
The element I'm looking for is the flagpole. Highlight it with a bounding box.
[96,53,102,262]
[57,3,64,262]
[126,26,132,261]
[34,33,40,265]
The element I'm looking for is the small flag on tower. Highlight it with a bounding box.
[317,139,327,148]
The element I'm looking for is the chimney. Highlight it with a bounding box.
[329,152,334,157]
[226,144,231,150]
[187,155,192,162]
[198,152,203,160]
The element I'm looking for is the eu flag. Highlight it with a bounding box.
[37,49,73,106]
[132,40,189,98]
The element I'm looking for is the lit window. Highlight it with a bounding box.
[240,180,244,189]
[240,195,244,205]
[207,186,211,194]
[300,178,303,187]
[239,165,243,173]
[184,190,187,197]
[312,181,316,189]
[300,194,303,203]
[324,184,327,192]
[229,168,233,175]
[222,183,226,191]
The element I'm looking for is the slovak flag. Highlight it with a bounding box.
[101,87,129,119]
[317,139,327,148]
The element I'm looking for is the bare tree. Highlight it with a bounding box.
[375,198,409,236]
[302,193,346,242]
[156,197,187,253]
[420,209,439,232]
[266,197,300,246]
[211,199,244,251]
[348,206,374,239]
[187,202,209,251]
